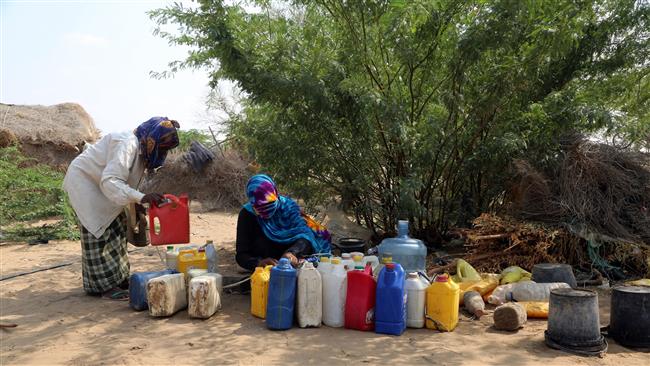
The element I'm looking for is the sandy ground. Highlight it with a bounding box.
[1,211,648,366]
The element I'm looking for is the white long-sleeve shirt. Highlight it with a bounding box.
[63,131,145,238]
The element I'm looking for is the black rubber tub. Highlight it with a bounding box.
[332,238,366,255]
[532,263,577,288]
[608,286,650,348]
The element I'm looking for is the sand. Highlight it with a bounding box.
[1,211,648,365]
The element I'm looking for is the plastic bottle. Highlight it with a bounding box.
[345,264,376,331]
[147,273,187,317]
[177,248,208,275]
[509,282,571,302]
[378,220,427,273]
[165,246,178,271]
[375,263,406,336]
[425,274,460,332]
[322,257,347,327]
[250,265,272,318]
[342,253,354,271]
[317,256,331,276]
[188,275,221,319]
[373,254,393,280]
[204,240,218,273]
[266,258,297,330]
[297,262,322,328]
[405,272,427,328]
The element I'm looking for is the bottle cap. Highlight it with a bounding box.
[342,253,351,259]
[320,256,330,263]
[385,263,396,270]
[352,255,363,262]
[254,266,264,273]
[354,265,364,270]
[435,274,449,282]
[398,220,409,237]
[331,257,341,265]
[408,272,419,279]
[206,240,214,244]
[303,262,314,269]
[278,257,290,267]
[382,256,393,264]
[198,247,205,252]
[166,246,174,251]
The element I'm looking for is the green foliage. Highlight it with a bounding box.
[176,129,214,151]
[0,146,79,241]
[151,0,649,239]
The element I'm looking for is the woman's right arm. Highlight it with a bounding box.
[235,209,263,271]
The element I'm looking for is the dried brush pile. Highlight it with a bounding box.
[143,149,249,211]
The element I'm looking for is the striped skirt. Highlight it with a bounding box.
[80,213,130,294]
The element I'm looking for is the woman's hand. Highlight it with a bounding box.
[258,257,278,267]
[282,252,299,267]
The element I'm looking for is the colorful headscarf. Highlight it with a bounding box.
[243,174,331,254]
[134,117,179,170]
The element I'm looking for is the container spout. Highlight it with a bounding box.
[397,220,409,237]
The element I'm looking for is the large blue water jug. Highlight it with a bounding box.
[378,220,427,273]
[375,262,406,336]
[129,269,175,311]
[266,258,297,330]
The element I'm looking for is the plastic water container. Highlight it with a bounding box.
[251,265,272,319]
[509,282,571,302]
[147,273,187,317]
[342,253,354,271]
[266,258,297,330]
[345,264,376,331]
[375,263,406,336]
[405,273,427,328]
[188,275,221,319]
[378,221,427,274]
[297,262,322,328]
[317,256,331,276]
[425,274,460,331]
[148,193,190,245]
[204,241,218,273]
[322,257,347,327]
[177,248,208,275]
[165,246,178,271]
[129,269,175,311]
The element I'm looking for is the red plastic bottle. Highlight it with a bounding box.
[345,264,376,331]
[148,193,190,245]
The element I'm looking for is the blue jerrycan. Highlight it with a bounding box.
[375,263,406,335]
[266,258,298,330]
[129,269,175,311]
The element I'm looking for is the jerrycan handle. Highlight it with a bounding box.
[154,194,181,209]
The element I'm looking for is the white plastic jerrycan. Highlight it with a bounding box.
[297,262,323,328]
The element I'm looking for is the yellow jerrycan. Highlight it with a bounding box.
[250,265,273,318]
[426,274,460,331]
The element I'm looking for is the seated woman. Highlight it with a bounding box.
[236,174,331,271]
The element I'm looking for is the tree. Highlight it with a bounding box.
[151,0,649,241]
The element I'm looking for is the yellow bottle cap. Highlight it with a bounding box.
[353,255,363,262]
[331,258,341,265]
[320,256,330,263]
[382,256,393,264]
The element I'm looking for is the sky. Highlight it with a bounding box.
[1,0,219,134]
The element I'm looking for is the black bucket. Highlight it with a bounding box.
[532,263,577,288]
[332,238,366,255]
[609,286,650,348]
[545,288,607,357]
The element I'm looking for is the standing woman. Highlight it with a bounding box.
[63,117,180,300]
[236,174,332,271]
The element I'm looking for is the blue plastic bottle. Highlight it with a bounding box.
[375,262,406,335]
[378,220,427,273]
[266,258,298,330]
[129,269,175,311]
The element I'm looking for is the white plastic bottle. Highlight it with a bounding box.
[297,262,322,328]
[147,273,187,317]
[165,246,178,271]
[341,253,354,271]
[405,272,427,328]
[317,256,331,276]
[510,282,570,302]
[188,275,221,319]
[322,257,347,327]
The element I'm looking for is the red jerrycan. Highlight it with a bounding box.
[148,194,190,245]
[345,264,376,331]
